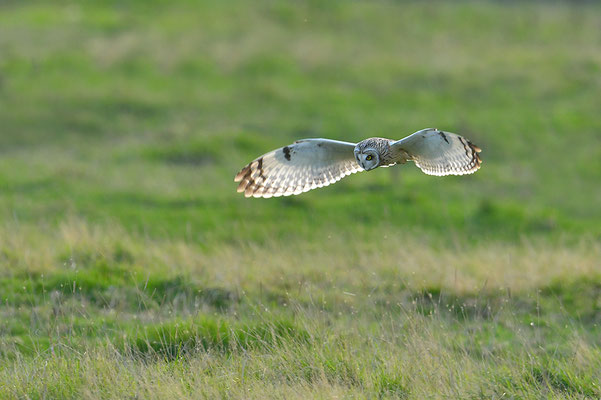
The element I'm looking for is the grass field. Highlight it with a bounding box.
[1,0,601,398]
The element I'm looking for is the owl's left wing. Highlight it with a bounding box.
[234,138,362,198]
[391,128,482,176]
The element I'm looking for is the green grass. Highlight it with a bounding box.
[1,0,601,398]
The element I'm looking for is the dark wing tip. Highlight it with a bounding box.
[466,140,482,170]
[454,136,482,174]
[234,157,266,197]
[469,141,482,154]
[234,165,250,182]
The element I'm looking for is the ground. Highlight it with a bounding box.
[1,1,601,398]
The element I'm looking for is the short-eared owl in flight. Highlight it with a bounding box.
[235,128,482,198]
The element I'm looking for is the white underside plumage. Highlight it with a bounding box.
[235,139,363,198]
[392,128,482,176]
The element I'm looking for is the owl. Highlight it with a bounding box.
[235,128,482,198]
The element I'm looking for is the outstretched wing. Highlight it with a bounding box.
[392,128,482,176]
[234,139,362,198]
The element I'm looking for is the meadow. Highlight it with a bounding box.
[1,0,601,398]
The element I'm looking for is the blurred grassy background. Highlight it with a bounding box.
[1,0,601,242]
[1,0,601,398]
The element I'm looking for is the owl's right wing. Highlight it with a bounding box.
[391,128,482,176]
[234,138,362,198]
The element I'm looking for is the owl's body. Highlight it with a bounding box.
[235,128,482,198]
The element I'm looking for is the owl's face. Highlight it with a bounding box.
[354,148,380,171]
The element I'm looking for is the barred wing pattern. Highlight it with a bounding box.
[234,139,362,198]
[393,128,482,176]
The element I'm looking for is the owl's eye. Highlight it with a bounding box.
[366,155,373,161]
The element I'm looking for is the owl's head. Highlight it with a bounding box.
[354,147,380,171]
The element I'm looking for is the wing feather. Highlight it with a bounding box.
[392,128,482,176]
[234,138,362,198]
